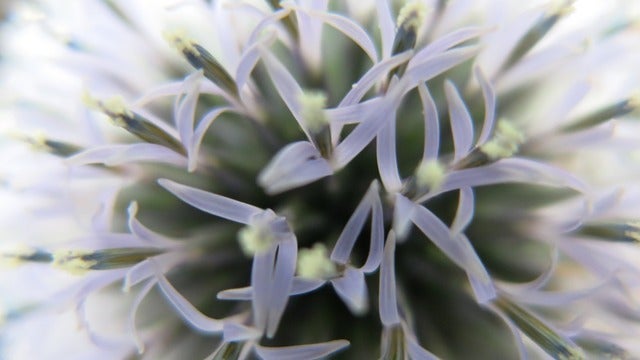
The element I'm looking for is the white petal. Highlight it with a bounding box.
[379,232,400,326]
[377,117,403,193]
[418,83,440,160]
[290,0,328,70]
[475,66,497,146]
[217,277,325,301]
[236,30,278,91]
[330,267,368,315]
[158,179,262,224]
[450,187,474,235]
[67,144,187,167]
[445,80,474,161]
[154,267,224,333]
[258,141,333,194]
[393,193,416,242]
[255,340,350,360]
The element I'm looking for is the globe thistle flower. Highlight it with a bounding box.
[1,0,640,358]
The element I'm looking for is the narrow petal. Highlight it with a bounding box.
[475,66,497,145]
[405,331,439,360]
[402,46,479,91]
[445,80,474,161]
[331,182,379,264]
[286,3,378,63]
[330,267,368,315]
[255,340,350,360]
[158,179,262,224]
[393,193,417,242]
[67,144,187,167]
[450,187,474,235]
[339,51,413,107]
[379,232,400,326]
[419,157,589,202]
[128,278,157,354]
[189,106,235,172]
[260,51,308,139]
[218,277,325,301]
[410,26,489,65]
[154,266,224,333]
[328,97,385,125]
[127,202,178,247]
[418,83,440,160]
[176,70,203,147]
[258,141,333,194]
[251,238,297,338]
[223,322,262,342]
[376,0,395,58]
[486,305,529,360]
[236,30,278,91]
[361,187,384,273]
[377,117,403,193]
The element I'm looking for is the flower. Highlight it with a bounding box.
[2,0,640,358]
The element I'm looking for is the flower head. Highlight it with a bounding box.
[2,0,640,358]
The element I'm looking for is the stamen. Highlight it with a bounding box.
[297,243,337,280]
[389,1,428,79]
[414,159,445,190]
[164,30,238,96]
[299,90,332,157]
[578,220,640,243]
[52,248,164,274]
[380,324,406,360]
[495,296,584,360]
[20,131,82,157]
[83,92,186,155]
[238,210,290,256]
[0,246,52,267]
[454,120,524,169]
[500,0,574,73]
[560,92,640,133]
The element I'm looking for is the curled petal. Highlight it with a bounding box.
[67,144,187,167]
[255,340,350,360]
[330,267,369,315]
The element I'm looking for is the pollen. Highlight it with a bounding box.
[415,159,445,190]
[300,91,329,133]
[238,223,276,256]
[397,1,428,30]
[52,250,97,275]
[480,120,525,160]
[297,243,337,280]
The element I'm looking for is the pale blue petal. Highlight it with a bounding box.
[405,331,439,360]
[339,51,413,107]
[361,187,384,273]
[376,0,395,58]
[67,144,187,167]
[418,83,440,160]
[291,0,327,69]
[379,232,400,326]
[236,30,278,91]
[223,322,262,342]
[286,3,378,63]
[499,247,559,293]
[377,118,403,192]
[189,106,235,172]
[251,238,297,338]
[128,278,157,353]
[330,267,368,315]
[217,286,253,301]
[255,340,349,360]
[402,46,479,91]
[410,26,489,65]
[485,306,528,360]
[154,266,224,333]
[327,97,385,125]
[158,179,262,224]
[217,277,325,301]
[331,181,379,264]
[258,141,333,194]
[176,70,203,147]
[127,201,178,247]
[474,66,496,145]
[393,193,416,242]
[420,158,589,202]
[261,51,308,138]
[450,187,474,235]
[247,8,293,46]
[445,80,474,161]
[333,101,394,169]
